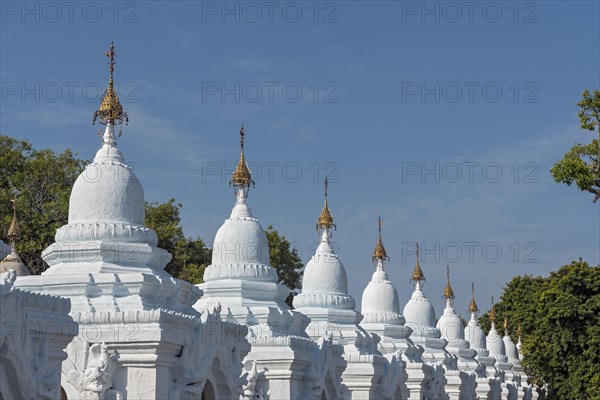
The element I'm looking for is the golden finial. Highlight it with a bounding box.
[316,177,336,230]
[7,198,20,245]
[468,282,479,313]
[517,324,522,339]
[411,243,425,282]
[229,125,255,191]
[93,41,129,127]
[373,216,389,262]
[443,265,455,300]
[504,315,509,333]
[489,296,496,323]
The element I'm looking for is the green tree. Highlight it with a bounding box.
[479,260,600,400]
[265,225,304,307]
[144,199,211,281]
[0,134,86,274]
[551,89,600,202]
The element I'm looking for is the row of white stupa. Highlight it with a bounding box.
[0,43,539,400]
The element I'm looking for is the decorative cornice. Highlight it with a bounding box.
[203,263,278,282]
[293,292,356,310]
[55,222,158,245]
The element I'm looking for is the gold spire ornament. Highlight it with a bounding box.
[411,243,425,282]
[489,296,496,323]
[468,282,479,313]
[93,42,129,129]
[504,316,509,333]
[517,324,523,339]
[316,177,336,230]
[229,125,255,191]
[373,216,389,262]
[7,199,20,247]
[443,265,455,300]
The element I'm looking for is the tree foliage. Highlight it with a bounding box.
[551,89,600,202]
[0,134,86,274]
[144,199,211,283]
[479,260,600,400]
[265,225,304,307]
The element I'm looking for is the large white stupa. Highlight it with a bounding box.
[15,43,249,400]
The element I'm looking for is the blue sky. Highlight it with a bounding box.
[1,1,599,319]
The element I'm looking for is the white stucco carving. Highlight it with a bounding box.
[0,270,76,400]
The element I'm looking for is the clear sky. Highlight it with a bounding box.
[1,0,599,319]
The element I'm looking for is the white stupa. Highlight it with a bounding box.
[486,304,519,399]
[195,128,346,400]
[294,182,396,399]
[435,267,479,399]
[402,246,452,367]
[0,200,29,276]
[360,218,435,399]
[503,317,532,399]
[402,246,453,398]
[16,43,249,400]
[464,283,503,399]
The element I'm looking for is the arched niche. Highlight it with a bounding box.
[201,380,215,400]
[0,349,20,400]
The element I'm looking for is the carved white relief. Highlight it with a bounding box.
[169,306,249,400]
[243,360,268,399]
[303,334,345,400]
[1,270,74,400]
[64,338,122,400]
[423,363,448,400]
[379,350,408,400]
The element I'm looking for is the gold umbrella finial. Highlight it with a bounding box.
[316,177,335,231]
[373,216,389,262]
[229,125,255,191]
[489,296,497,323]
[93,42,129,129]
[517,324,522,339]
[7,198,20,248]
[468,282,479,313]
[443,265,455,300]
[411,243,425,282]
[504,315,509,334]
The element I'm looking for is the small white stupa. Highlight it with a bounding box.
[486,302,519,399]
[503,317,528,396]
[435,266,479,399]
[0,200,29,276]
[17,42,249,400]
[360,218,435,399]
[402,245,453,398]
[294,181,394,399]
[464,283,503,399]
[195,128,346,400]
